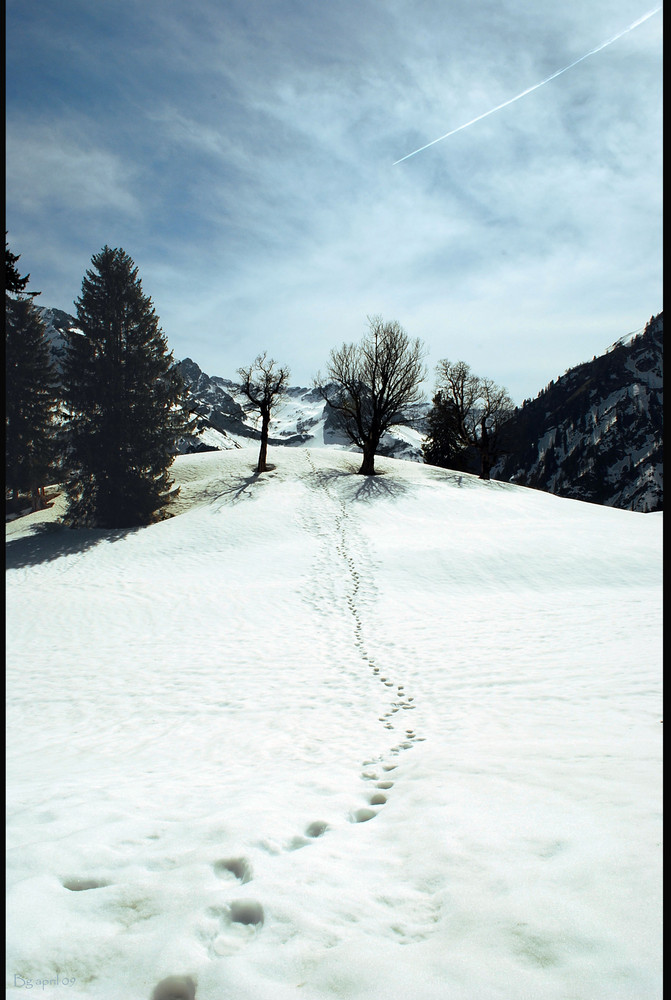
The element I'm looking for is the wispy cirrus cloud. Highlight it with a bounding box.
[5,0,662,402]
[6,120,141,217]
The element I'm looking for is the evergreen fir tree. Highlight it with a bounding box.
[63,246,193,527]
[422,392,472,471]
[5,234,40,297]
[5,296,59,511]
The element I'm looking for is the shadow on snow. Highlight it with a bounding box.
[306,461,415,504]
[5,521,143,570]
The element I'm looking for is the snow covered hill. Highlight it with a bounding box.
[6,449,662,1000]
[33,304,663,509]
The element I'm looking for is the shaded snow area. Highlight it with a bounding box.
[6,449,662,1000]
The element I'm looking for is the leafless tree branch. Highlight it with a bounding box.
[316,316,426,475]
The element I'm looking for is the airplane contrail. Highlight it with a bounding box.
[393,5,662,165]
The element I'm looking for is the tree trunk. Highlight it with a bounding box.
[31,486,43,512]
[358,444,377,476]
[257,410,270,473]
[479,416,491,480]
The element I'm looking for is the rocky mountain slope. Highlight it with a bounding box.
[494,312,663,512]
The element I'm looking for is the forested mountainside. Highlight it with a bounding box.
[493,313,663,511]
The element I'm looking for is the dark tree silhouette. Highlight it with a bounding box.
[63,246,193,527]
[5,296,59,511]
[422,392,472,472]
[5,235,40,298]
[429,360,513,479]
[316,315,426,476]
[237,353,290,473]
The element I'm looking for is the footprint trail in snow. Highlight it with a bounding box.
[148,455,426,992]
[303,450,425,816]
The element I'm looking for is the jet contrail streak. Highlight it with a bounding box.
[393,5,662,165]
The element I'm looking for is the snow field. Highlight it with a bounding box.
[6,447,662,999]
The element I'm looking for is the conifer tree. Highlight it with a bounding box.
[5,296,59,511]
[5,234,40,297]
[63,246,193,527]
[422,391,472,472]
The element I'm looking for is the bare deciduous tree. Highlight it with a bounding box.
[237,353,290,473]
[432,360,514,479]
[316,315,426,476]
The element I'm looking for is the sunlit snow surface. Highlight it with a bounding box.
[6,449,662,1000]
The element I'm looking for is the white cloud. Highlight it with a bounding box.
[6,121,140,216]
[5,0,662,404]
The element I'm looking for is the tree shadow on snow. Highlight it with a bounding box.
[308,463,414,504]
[422,467,516,494]
[209,468,266,507]
[5,521,143,570]
[422,468,480,489]
[347,472,413,504]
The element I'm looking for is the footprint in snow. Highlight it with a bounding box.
[62,877,110,891]
[213,856,253,884]
[229,899,265,926]
[350,807,378,823]
[287,819,329,850]
[305,820,329,838]
[196,900,265,958]
[151,975,196,1000]
[351,763,397,819]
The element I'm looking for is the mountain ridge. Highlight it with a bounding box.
[494,312,663,512]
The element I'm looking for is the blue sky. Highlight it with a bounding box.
[6,0,662,403]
